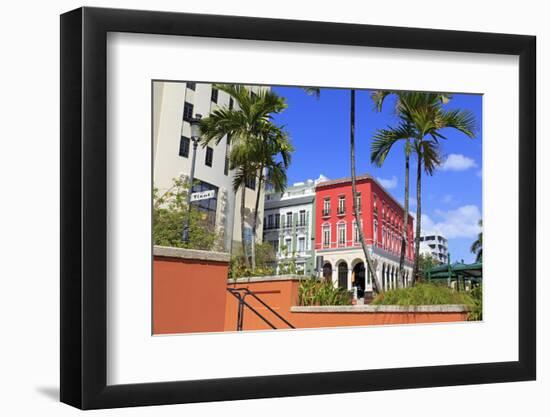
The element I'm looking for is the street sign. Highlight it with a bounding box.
[190,189,215,202]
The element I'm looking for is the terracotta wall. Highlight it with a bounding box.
[225,278,300,331]
[153,247,230,335]
[288,310,468,329]
[224,278,468,331]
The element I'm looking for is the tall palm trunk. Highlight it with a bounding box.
[250,166,264,272]
[413,151,422,284]
[398,139,410,287]
[350,89,383,294]
[240,183,250,268]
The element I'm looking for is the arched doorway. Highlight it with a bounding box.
[338,262,348,289]
[352,262,365,298]
[323,262,333,282]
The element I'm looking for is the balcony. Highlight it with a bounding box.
[322,209,331,218]
[336,208,346,216]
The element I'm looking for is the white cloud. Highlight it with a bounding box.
[421,205,481,239]
[441,194,454,204]
[376,175,398,189]
[439,154,477,171]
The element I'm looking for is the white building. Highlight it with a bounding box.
[153,81,266,252]
[419,234,449,264]
[263,176,327,275]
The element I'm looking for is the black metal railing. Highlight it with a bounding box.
[227,287,295,331]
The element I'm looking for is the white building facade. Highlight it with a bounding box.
[419,234,449,264]
[153,81,266,252]
[263,177,327,275]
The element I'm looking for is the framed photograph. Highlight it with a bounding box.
[60,6,536,409]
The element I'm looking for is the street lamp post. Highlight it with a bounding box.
[182,114,202,243]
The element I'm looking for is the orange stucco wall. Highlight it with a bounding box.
[288,311,467,329]
[225,279,300,331]
[224,279,468,331]
[153,255,229,334]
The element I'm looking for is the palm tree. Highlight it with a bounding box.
[397,92,476,281]
[371,118,415,287]
[200,84,291,269]
[350,90,383,294]
[470,219,482,262]
[371,92,476,283]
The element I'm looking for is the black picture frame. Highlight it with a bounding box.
[60,6,536,410]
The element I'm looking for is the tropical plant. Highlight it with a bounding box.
[470,219,483,262]
[153,177,222,251]
[298,277,352,306]
[468,284,483,321]
[372,92,476,283]
[200,84,292,270]
[417,253,439,280]
[228,241,276,279]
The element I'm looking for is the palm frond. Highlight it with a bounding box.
[370,123,415,166]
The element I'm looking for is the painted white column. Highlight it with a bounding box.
[331,267,338,288]
[347,267,353,290]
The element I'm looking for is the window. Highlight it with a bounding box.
[355,193,362,212]
[179,136,190,158]
[285,237,292,253]
[322,224,331,248]
[271,239,279,253]
[211,87,218,103]
[223,134,231,176]
[224,155,229,175]
[323,198,330,216]
[187,81,196,91]
[274,214,280,229]
[245,176,256,190]
[299,210,306,226]
[338,196,346,215]
[338,223,346,246]
[190,180,218,226]
[373,219,378,245]
[286,212,293,228]
[268,214,273,229]
[229,97,234,110]
[205,147,213,167]
[183,102,193,121]
[298,237,305,253]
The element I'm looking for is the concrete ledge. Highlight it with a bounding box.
[229,274,303,284]
[290,304,469,313]
[153,245,230,263]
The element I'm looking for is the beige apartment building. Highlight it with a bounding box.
[153,81,266,253]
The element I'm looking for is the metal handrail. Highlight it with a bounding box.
[227,287,295,331]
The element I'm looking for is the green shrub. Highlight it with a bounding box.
[298,277,352,306]
[372,283,482,321]
[468,284,483,321]
[153,178,223,251]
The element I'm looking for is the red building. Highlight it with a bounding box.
[315,174,414,297]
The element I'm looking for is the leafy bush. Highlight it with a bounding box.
[468,284,483,321]
[372,283,482,321]
[153,178,223,251]
[228,242,276,279]
[372,283,473,305]
[298,277,352,306]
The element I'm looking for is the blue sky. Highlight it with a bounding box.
[271,86,482,263]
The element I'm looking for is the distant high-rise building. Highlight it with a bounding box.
[419,234,449,264]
